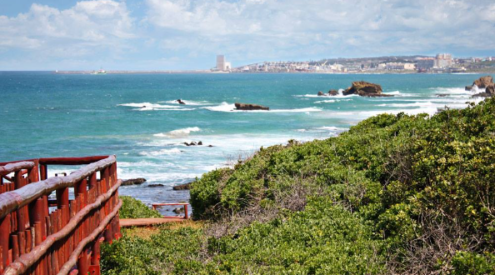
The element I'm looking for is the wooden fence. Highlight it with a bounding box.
[0,156,122,275]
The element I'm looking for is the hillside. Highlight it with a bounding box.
[102,98,495,274]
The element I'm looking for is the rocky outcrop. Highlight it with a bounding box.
[317,91,324,96]
[465,85,473,91]
[121,178,146,186]
[235,103,269,111]
[486,84,495,95]
[473,84,495,98]
[328,90,338,96]
[147,184,164,188]
[472,76,493,89]
[177,99,186,105]
[173,182,192,190]
[343,81,392,97]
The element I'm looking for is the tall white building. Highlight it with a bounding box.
[216,55,230,71]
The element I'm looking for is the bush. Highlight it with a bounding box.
[118,196,162,219]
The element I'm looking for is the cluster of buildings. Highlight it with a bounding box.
[213,54,495,74]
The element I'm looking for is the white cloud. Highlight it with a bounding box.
[0,0,135,56]
[145,0,495,62]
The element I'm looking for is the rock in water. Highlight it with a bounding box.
[465,85,473,91]
[328,90,338,96]
[177,99,186,105]
[121,178,147,186]
[173,207,184,214]
[317,91,324,96]
[173,182,192,190]
[343,81,391,97]
[235,103,269,111]
[198,141,203,145]
[486,84,495,95]
[472,76,493,89]
[147,184,164,188]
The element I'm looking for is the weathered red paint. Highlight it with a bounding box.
[0,156,121,275]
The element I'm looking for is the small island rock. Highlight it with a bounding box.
[343,81,392,97]
[173,182,192,190]
[328,90,339,96]
[472,76,493,89]
[235,103,269,111]
[317,91,325,96]
[121,178,147,186]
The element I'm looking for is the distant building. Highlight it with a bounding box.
[435,53,453,68]
[384,62,416,70]
[216,55,230,71]
[417,58,435,70]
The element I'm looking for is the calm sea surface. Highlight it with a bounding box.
[0,72,489,210]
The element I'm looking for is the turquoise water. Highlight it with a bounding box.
[0,72,490,206]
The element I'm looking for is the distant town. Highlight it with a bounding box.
[54,54,495,75]
[214,54,495,74]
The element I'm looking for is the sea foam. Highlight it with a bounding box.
[154,127,201,138]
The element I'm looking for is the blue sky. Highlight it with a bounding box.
[0,0,494,70]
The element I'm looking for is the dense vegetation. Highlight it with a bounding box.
[102,98,495,274]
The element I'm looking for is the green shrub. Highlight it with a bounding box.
[118,196,162,219]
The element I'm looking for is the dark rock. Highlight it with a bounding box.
[465,85,473,91]
[486,84,495,95]
[184,142,191,146]
[173,207,184,214]
[472,93,492,98]
[317,91,325,96]
[198,141,203,145]
[435,94,450,97]
[235,103,269,111]
[173,182,192,190]
[472,76,493,89]
[190,142,197,146]
[328,89,338,96]
[343,81,386,97]
[208,145,214,147]
[121,178,146,186]
[147,184,164,188]
[177,99,186,105]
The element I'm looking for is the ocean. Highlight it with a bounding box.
[0,72,489,213]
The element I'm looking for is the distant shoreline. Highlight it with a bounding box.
[51,70,495,75]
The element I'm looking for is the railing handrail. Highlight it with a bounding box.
[0,162,35,177]
[3,181,122,275]
[0,156,109,167]
[0,155,116,220]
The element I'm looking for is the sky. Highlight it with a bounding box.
[0,0,495,71]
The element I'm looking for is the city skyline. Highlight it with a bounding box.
[1,0,495,70]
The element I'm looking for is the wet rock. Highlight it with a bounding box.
[435,94,450,97]
[208,145,214,147]
[235,103,269,111]
[173,182,191,190]
[198,141,203,145]
[343,81,390,97]
[328,89,338,96]
[472,93,492,98]
[177,99,186,105]
[121,178,146,186]
[465,85,473,91]
[147,184,165,188]
[317,91,325,96]
[472,76,493,89]
[486,84,495,95]
[190,142,197,146]
[173,207,184,214]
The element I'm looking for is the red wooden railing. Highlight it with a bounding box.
[0,156,122,275]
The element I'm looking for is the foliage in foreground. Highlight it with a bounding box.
[118,196,162,219]
[103,98,495,274]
